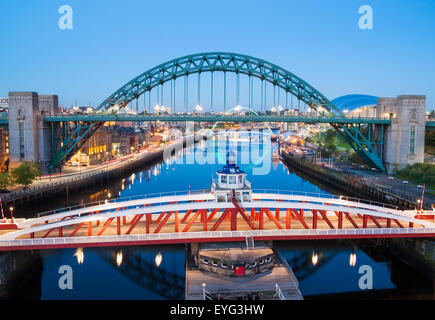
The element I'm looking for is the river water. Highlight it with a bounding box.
[4,132,434,299]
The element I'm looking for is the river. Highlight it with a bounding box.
[3,132,433,299]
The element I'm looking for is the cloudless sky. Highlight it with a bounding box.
[0,0,434,110]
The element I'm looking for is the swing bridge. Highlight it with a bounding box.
[0,189,434,251]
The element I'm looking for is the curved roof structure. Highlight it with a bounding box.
[332,94,378,113]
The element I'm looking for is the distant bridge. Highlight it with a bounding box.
[0,190,434,251]
[42,113,392,125]
[4,53,434,171]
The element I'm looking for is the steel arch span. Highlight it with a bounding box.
[52,52,386,171]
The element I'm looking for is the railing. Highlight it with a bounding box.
[251,189,399,210]
[274,284,286,300]
[202,284,212,300]
[1,228,434,248]
[33,187,403,219]
[37,188,212,217]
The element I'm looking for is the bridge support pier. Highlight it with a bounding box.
[8,92,60,173]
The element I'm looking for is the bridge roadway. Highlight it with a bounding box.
[0,190,434,251]
[42,113,392,125]
[1,113,433,127]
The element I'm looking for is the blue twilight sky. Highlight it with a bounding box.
[0,0,434,111]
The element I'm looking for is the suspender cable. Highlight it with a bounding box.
[184,75,188,113]
[286,90,288,109]
[277,86,280,109]
[170,79,173,113]
[197,72,201,107]
[273,84,276,109]
[161,83,164,107]
[264,80,267,111]
[173,78,176,113]
[249,75,253,109]
[156,86,159,112]
[148,89,151,114]
[261,79,264,112]
[210,71,214,111]
[224,71,227,113]
[236,71,240,107]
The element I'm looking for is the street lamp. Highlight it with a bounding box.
[9,207,14,223]
[195,104,203,113]
[154,104,160,114]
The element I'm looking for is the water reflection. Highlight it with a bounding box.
[116,251,123,267]
[349,253,357,267]
[74,248,84,265]
[311,252,319,266]
[155,252,163,267]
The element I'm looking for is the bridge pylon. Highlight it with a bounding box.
[8,91,60,173]
[377,95,426,173]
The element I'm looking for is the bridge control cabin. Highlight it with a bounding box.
[211,152,252,203]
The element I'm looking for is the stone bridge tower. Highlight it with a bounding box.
[8,91,59,173]
[377,95,426,173]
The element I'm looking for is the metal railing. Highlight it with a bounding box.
[37,188,212,217]
[33,187,403,219]
[251,189,399,210]
[274,284,286,300]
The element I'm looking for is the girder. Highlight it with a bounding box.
[50,52,387,170]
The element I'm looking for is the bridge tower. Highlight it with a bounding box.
[8,91,59,173]
[377,95,426,173]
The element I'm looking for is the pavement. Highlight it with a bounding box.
[331,162,434,207]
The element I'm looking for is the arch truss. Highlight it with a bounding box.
[51,52,386,171]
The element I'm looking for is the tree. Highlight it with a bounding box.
[11,162,41,187]
[0,172,11,190]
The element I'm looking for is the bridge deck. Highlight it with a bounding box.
[9,212,421,239]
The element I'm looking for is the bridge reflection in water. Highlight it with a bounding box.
[96,244,340,300]
[98,247,185,300]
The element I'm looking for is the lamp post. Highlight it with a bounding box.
[9,206,14,223]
